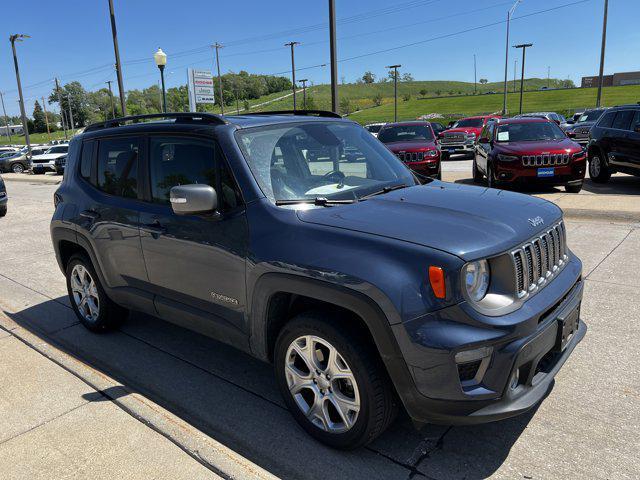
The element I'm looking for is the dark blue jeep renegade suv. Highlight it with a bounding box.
[51,111,585,449]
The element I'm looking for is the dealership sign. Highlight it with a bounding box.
[187,68,215,111]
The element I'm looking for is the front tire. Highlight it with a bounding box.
[472,159,483,183]
[275,312,397,449]
[0,207,6,217]
[66,254,128,332]
[565,182,583,193]
[588,151,611,183]
[486,162,496,188]
[11,163,25,174]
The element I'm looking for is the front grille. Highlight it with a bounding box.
[32,159,49,164]
[441,133,465,144]
[396,151,424,162]
[522,153,570,167]
[511,221,568,298]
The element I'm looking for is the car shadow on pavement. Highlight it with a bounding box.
[5,298,536,480]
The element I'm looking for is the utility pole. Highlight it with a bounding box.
[106,80,116,118]
[212,43,225,114]
[299,79,308,109]
[9,34,31,154]
[108,0,127,116]
[55,78,68,140]
[514,43,533,114]
[473,54,477,94]
[513,59,518,93]
[502,0,522,115]
[0,92,12,143]
[596,0,608,107]
[386,64,401,122]
[329,0,339,113]
[41,97,51,137]
[285,41,300,110]
[67,93,75,133]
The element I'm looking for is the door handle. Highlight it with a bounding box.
[142,220,166,235]
[80,209,100,220]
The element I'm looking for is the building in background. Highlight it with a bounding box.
[0,125,24,137]
[581,71,640,88]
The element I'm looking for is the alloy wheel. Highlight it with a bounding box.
[70,264,100,323]
[285,335,361,433]
[11,163,24,174]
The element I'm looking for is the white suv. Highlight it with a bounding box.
[31,144,69,174]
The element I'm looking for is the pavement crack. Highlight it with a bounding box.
[584,228,633,280]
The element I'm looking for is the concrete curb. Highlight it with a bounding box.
[561,207,640,224]
[0,311,278,480]
[1,174,62,185]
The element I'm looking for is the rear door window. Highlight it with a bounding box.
[611,110,634,131]
[597,111,616,128]
[96,137,140,199]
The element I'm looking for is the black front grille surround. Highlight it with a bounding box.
[511,221,568,299]
[396,151,425,162]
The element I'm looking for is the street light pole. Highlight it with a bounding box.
[41,97,51,138]
[212,43,224,114]
[328,0,339,113]
[386,64,401,122]
[514,43,533,114]
[9,34,32,154]
[154,48,168,113]
[106,80,116,118]
[473,54,477,94]
[285,41,300,110]
[595,0,608,107]
[55,77,68,140]
[502,0,522,115]
[299,79,308,109]
[0,92,12,143]
[108,0,127,116]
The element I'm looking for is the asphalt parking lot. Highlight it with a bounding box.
[0,177,639,479]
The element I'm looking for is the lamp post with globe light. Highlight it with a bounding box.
[154,48,168,113]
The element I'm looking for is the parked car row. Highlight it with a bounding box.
[0,143,68,174]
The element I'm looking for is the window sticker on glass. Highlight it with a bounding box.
[497,131,510,141]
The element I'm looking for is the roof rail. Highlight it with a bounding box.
[84,112,227,132]
[235,110,343,119]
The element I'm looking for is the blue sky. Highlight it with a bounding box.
[0,0,637,117]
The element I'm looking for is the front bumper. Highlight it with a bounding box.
[32,162,56,172]
[404,159,440,178]
[0,193,7,208]
[494,158,586,186]
[391,253,585,425]
[439,142,475,155]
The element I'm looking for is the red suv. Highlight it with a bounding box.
[377,121,441,179]
[439,115,501,157]
[473,117,586,192]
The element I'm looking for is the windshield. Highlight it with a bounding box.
[365,124,383,133]
[496,122,567,142]
[378,124,434,143]
[452,118,483,128]
[236,121,416,203]
[578,110,605,123]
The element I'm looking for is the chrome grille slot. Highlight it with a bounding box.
[510,220,568,300]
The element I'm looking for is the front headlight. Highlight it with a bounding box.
[465,133,476,140]
[463,260,490,302]
[425,149,438,157]
[497,154,518,162]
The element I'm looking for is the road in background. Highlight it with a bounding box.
[0,181,638,479]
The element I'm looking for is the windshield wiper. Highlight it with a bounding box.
[359,183,408,201]
[275,197,357,207]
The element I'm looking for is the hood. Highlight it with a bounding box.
[444,127,482,136]
[495,138,581,155]
[31,153,65,161]
[383,140,437,152]
[568,121,597,130]
[297,182,561,261]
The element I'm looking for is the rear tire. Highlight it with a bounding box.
[66,253,128,332]
[588,151,611,183]
[0,207,6,217]
[274,311,397,449]
[565,182,583,193]
[11,163,25,174]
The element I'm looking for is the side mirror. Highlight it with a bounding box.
[478,137,490,144]
[566,131,577,138]
[170,184,218,215]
